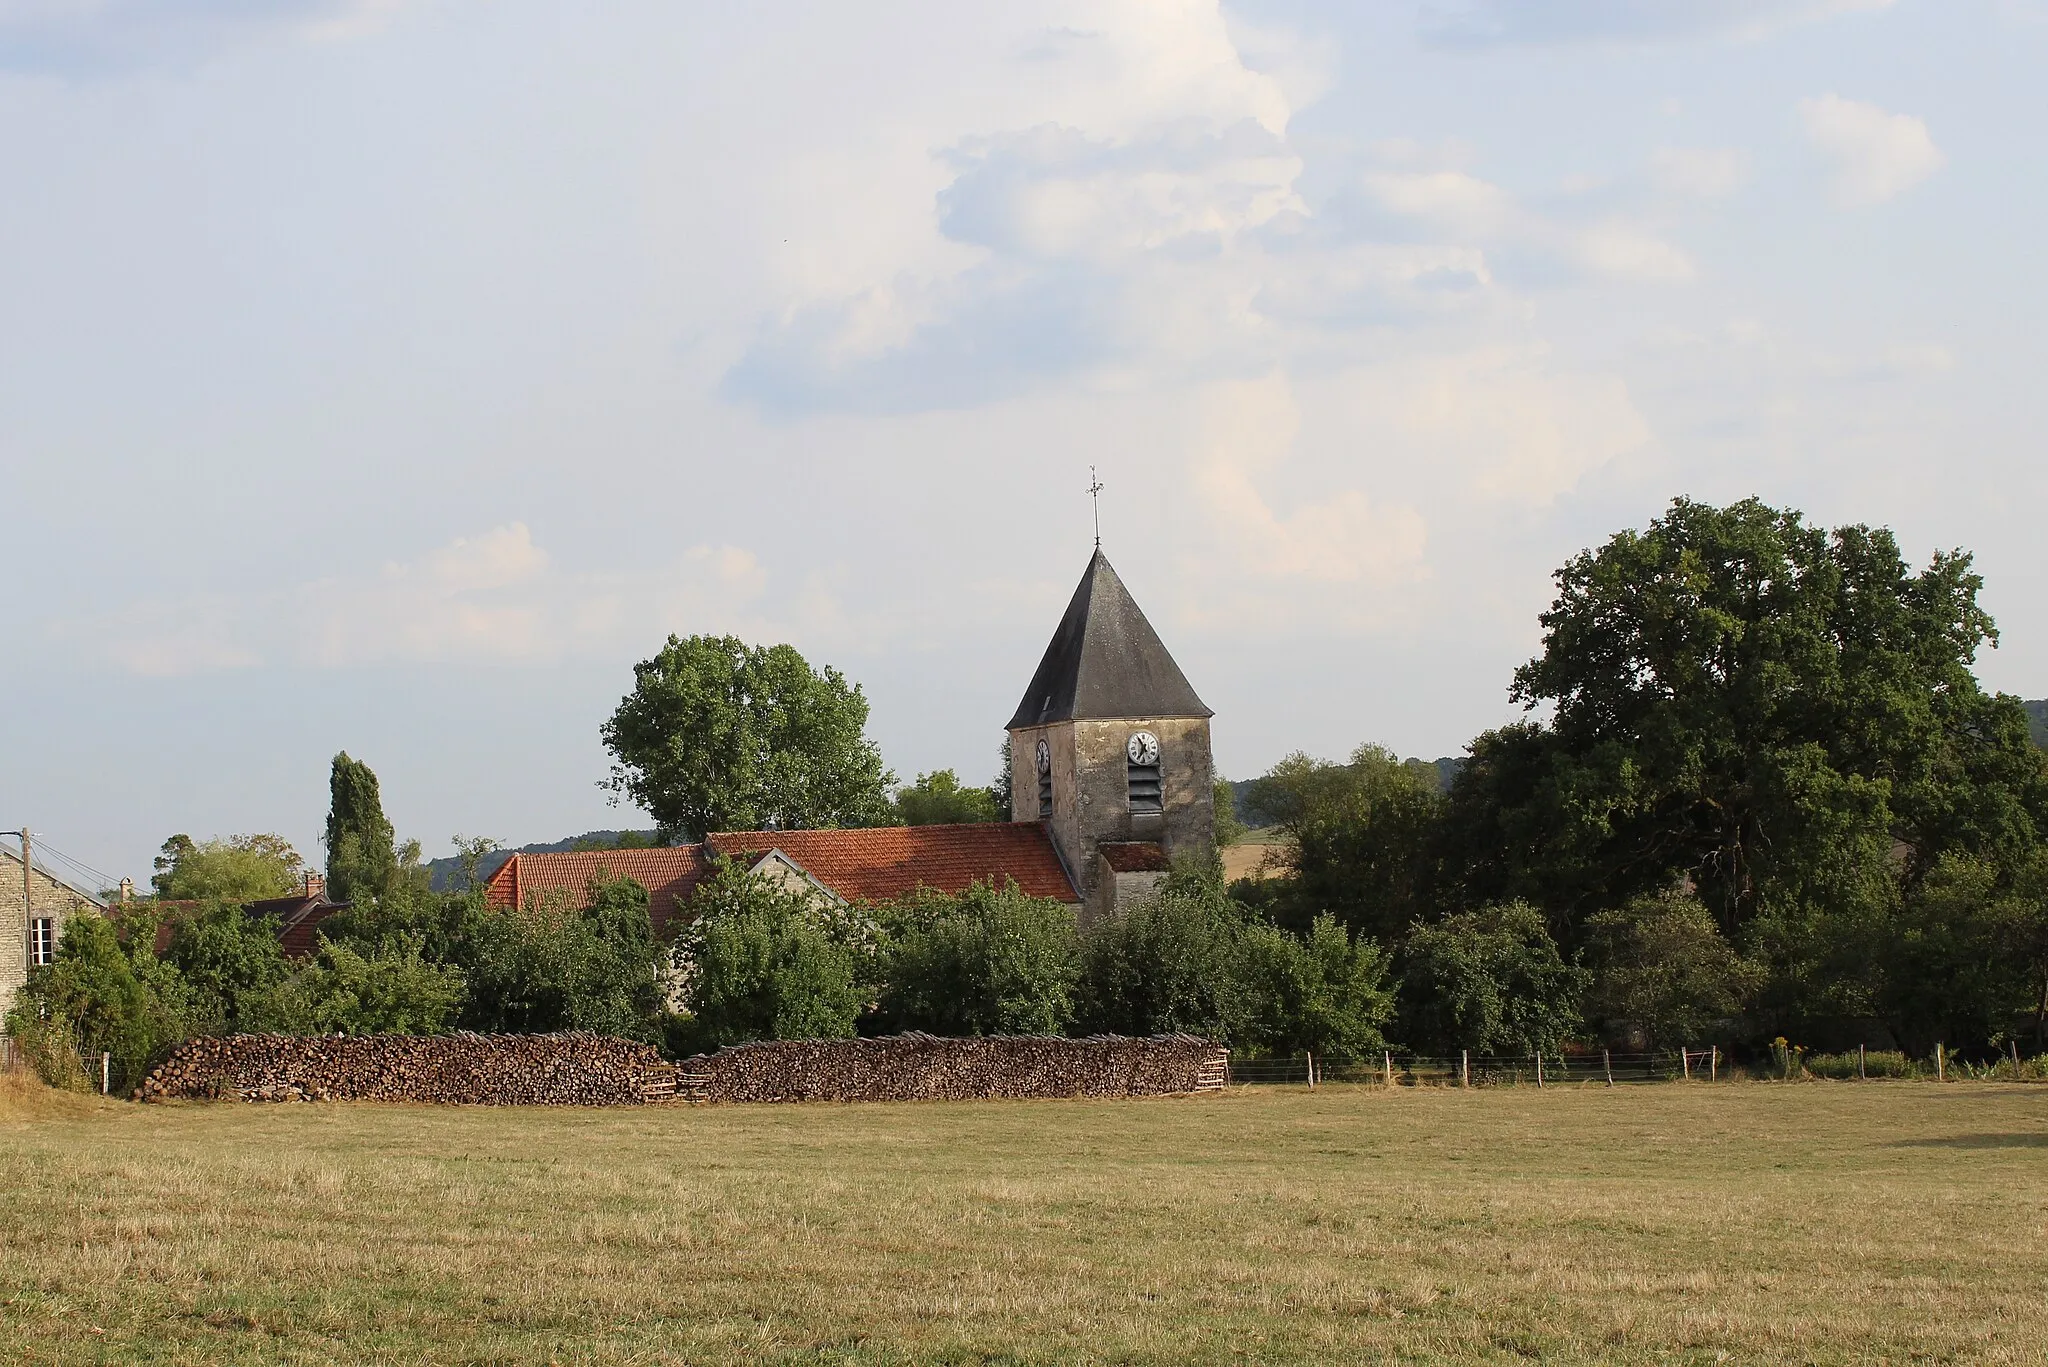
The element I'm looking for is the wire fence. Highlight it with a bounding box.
[1226,1049,1722,1087]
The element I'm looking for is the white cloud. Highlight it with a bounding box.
[1649,145,1750,198]
[1798,94,1944,205]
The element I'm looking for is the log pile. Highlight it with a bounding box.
[136,1032,665,1105]
[677,1032,1229,1104]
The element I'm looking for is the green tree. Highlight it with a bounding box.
[447,874,664,1040]
[325,752,398,905]
[150,833,303,901]
[248,935,467,1036]
[1582,889,1763,1047]
[1212,778,1246,848]
[891,770,1003,826]
[1446,498,2048,944]
[681,864,865,1049]
[601,635,894,839]
[5,914,188,1092]
[876,880,1079,1035]
[1234,914,1395,1059]
[163,901,293,1033]
[1249,745,1446,941]
[1397,903,1587,1055]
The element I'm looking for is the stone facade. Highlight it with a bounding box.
[1009,714,1214,918]
[0,848,103,1020]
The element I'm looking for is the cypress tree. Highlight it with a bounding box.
[325,752,396,906]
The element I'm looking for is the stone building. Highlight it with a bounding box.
[490,548,1216,931]
[0,842,105,1018]
[1006,549,1215,926]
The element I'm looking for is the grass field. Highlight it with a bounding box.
[5,1075,2048,1365]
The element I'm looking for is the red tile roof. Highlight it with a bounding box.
[484,847,713,936]
[706,823,1077,905]
[1099,841,1171,873]
[485,823,1077,933]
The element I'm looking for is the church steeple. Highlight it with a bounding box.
[1007,550,1212,730]
[1006,549,1216,925]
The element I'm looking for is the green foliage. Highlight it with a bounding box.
[1804,1049,1921,1079]
[247,936,466,1036]
[163,901,292,1033]
[680,864,865,1050]
[150,833,304,901]
[1076,871,1393,1057]
[6,914,188,1093]
[6,1016,92,1091]
[1447,498,2048,940]
[1582,889,1763,1047]
[875,881,1079,1035]
[1251,745,1446,942]
[1212,778,1245,848]
[601,634,894,840]
[1398,903,1587,1054]
[891,770,1003,826]
[441,875,665,1039]
[992,737,1013,820]
[325,752,398,906]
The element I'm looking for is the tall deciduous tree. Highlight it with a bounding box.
[601,635,893,839]
[891,770,1002,826]
[151,833,303,901]
[1446,498,2048,942]
[325,752,397,906]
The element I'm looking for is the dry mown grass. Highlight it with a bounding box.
[4,1075,2047,1364]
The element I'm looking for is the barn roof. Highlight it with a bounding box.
[1007,549,1210,730]
[485,823,1077,934]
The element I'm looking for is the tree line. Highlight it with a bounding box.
[9,496,2046,1090]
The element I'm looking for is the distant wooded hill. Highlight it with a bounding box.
[2030,699,2048,748]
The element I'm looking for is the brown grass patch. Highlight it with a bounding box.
[4,1081,2047,1363]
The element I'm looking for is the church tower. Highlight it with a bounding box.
[1007,550,1215,925]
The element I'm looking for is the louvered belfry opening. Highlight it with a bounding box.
[1038,768,1053,818]
[1127,751,1163,813]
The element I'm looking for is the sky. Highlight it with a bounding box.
[2,0,2043,890]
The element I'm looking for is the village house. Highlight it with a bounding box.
[489,549,1217,929]
[0,840,105,1019]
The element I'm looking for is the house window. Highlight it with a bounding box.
[29,918,54,967]
[1126,731,1163,814]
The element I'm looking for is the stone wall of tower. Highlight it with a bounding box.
[1009,715,1214,908]
[0,854,100,1020]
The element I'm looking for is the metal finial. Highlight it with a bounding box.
[1089,466,1104,548]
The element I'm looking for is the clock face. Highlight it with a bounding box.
[1035,738,1052,774]
[1127,731,1160,766]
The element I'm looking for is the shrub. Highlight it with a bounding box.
[245,936,467,1036]
[163,900,292,1033]
[1582,889,1762,1047]
[6,914,188,1093]
[1077,872,1394,1057]
[876,880,1078,1036]
[1398,902,1587,1054]
[677,862,867,1050]
[1803,1050,1921,1079]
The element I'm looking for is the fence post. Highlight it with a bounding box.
[1603,1049,1613,1087]
[2012,1039,2022,1076]
[1384,1050,1393,1088]
[1681,1047,1692,1082]
[1936,1042,1945,1082]
[1306,1052,1315,1090]
[1710,1046,1718,1082]
[100,1052,110,1096]
[1461,1049,1470,1088]
[1859,1043,1866,1080]
[1535,1052,1545,1089]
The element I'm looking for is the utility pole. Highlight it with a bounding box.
[20,828,32,973]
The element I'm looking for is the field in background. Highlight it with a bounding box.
[5,1081,2048,1365]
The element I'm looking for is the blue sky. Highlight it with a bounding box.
[3,0,2041,887]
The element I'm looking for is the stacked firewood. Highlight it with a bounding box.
[136,1031,665,1105]
[677,1032,1228,1104]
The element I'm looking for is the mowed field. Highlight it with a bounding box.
[5,1077,2048,1365]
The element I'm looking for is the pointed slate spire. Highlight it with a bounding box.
[1007,550,1212,729]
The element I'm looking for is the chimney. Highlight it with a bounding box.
[118,878,133,903]
[304,872,326,900]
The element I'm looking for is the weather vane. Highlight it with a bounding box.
[1089,466,1104,549]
